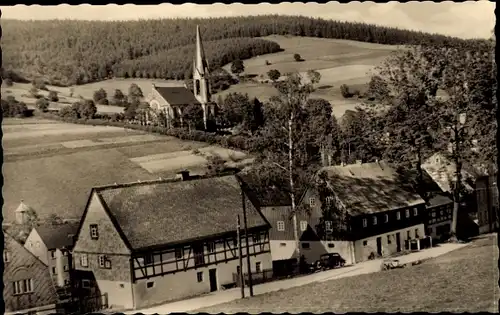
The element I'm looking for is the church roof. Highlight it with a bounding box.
[154,86,200,106]
[92,175,269,251]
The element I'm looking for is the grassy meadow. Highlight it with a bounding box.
[2,118,248,223]
[198,234,499,313]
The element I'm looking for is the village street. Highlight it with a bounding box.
[122,242,467,314]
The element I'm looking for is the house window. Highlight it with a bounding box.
[277,221,285,231]
[256,262,261,273]
[80,254,88,267]
[3,250,10,263]
[413,208,418,216]
[64,279,70,286]
[63,250,68,256]
[432,211,436,218]
[405,209,410,218]
[147,281,155,289]
[52,267,57,275]
[206,242,215,253]
[13,279,33,295]
[175,248,183,259]
[387,235,392,244]
[440,210,444,216]
[362,219,367,227]
[325,196,334,206]
[279,243,286,247]
[300,221,308,231]
[328,243,335,248]
[82,280,90,288]
[384,214,389,223]
[309,198,316,207]
[236,266,241,275]
[64,265,69,272]
[363,240,368,246]
[50,250,56,259]
[144,254,154,266]
[396,212,401,220]
[325,221,333,232]
[193,245,205,266]
[372,216,378,225]
[98,255,111,269]
[252,233,261,244]
[90,224,99,240]
[301,242,310,249]
[407,230,411,239]
[415,229,420,239]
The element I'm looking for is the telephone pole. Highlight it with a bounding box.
[242,191,254,296]
[237,215,245,298]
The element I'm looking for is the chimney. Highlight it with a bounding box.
[356,160,363,165]
[176,170,190,181]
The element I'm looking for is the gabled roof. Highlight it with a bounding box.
[319,161,425,216]
[15,200,33,213]
[422,153,479,193]
[154,86,200,106]
[427,194,453,208]
[91,175,269,251]
[35,222,79,250]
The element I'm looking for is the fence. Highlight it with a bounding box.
[232,268,301,287]
[62,293,108,314]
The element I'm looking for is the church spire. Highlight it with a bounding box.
[194,25,208,76]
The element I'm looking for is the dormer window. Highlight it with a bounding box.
[90,224,99,240]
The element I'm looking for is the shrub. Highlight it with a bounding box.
[4,78,13,87]
[48,90,59,102]
[267,69,281,82]
[98,98,109,105]
[93,88,107,103]
[36,97,50,112]
[29,86,40,98]
[32,78,48,90]
[340,84,353,98]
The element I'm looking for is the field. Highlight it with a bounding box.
[2,118,248,222]
[217,35,401,117]
[199,234,499,313]
[2,36,400,118]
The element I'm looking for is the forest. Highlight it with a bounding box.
[1,15,488,87]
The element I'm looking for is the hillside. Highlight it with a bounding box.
[2,15,480,86]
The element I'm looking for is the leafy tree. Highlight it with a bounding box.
[48,90,59,102]
[128,83,143,102]
[93,88,107,103]
[294,53,303,62]
[124,99,139,121]
[307,70,321,85]
[230,59,245,76]
[2,97,30,117]
[78,100,97,119]
[366,75,389,101]
[36,97,50,112]
[59,105,79,119]
[32,78,47,90]
[182,104,204,131]
[48,213,63,225]
[267,69,281,82]
[205,153,227,175]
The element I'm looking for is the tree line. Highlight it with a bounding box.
[2,15,486,86]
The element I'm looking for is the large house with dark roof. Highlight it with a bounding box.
[147,25,216,130]
[301,161,427,263]
[4,231,59,315]
[24,222,79,288]
[71,173,272,310]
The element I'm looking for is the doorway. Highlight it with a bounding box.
[208,268,218,292]
[396,233,401,252]
[376,237,382,256]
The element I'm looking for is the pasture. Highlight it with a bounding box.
[2,118,248,222]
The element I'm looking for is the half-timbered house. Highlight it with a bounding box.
[72,173,271,310]
[304,161,427,263]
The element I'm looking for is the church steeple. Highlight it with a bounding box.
[192,25,211,130]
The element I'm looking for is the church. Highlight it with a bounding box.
[147,25,216,130]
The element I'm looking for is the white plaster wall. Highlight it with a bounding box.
[270,240,296,261]
[97,279,134,310]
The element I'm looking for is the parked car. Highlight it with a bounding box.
[315,253,346,270]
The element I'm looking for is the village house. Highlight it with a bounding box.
[238,171,355,273]
[71,172,272,311]
[3,231,59,315]
[146,25,216,130]
[24,222,79,288]
[476,174,499,234]
[302,161,427,263]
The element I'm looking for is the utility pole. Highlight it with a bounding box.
[242,191,254,297]
[237,215,245,298]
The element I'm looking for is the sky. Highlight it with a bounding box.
[0,1,495,39]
